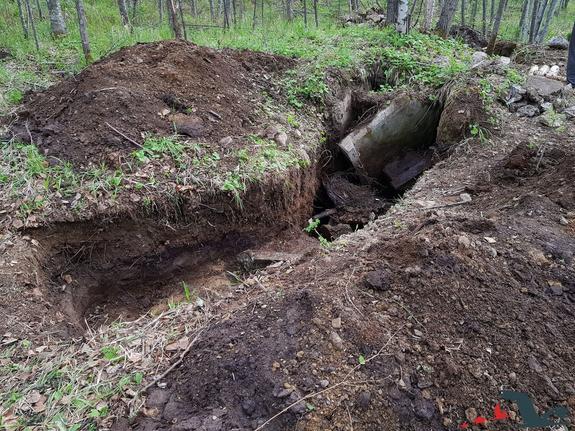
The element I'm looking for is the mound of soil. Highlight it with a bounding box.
[8,40,293,166]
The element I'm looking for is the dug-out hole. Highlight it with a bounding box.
[310,93,443,241]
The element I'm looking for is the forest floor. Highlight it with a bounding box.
[1,32,575,431]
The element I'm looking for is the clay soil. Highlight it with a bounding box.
[1,43,575,431]
[7,40,293,166]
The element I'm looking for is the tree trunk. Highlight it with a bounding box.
[117,0,130,26]
[286,0,293,20]
[24,0,40,50]
[35,0,44,19]
[74,0,92,63]
[536,0,559,42]
[435,0,458,37]
[131,0,138,21]
[386,0,399,25]
[16,0,30,38]
[489,0,494,22]
[422,0,434,30]
[486,0,507,54]
[396,0,408,32]
[533,0,547,38]
[209,0,215,21]
[177,0,188,38]
[252,0,257,28]
[223,0,230,28]
[567,21,575,85]
[470,0,478,29]
[47,0,67,36]
[167,0,183,38]
[518,0,532,40]
[461,0,466,25]
[481,0,487,35]
[158,0,163,22]
[303,0,308,26]
[313,0,319,26]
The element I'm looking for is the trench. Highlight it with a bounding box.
[37,88,445,331]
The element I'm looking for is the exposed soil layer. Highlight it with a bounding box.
[125,106,575,430]
[7,40,293,166]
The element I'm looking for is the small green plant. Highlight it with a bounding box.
[358,354,366,365]
[469,123,489,144]
[304,218,331,248]
[133,136,186,164]
[100,346,122,362]
[182,281,192,302]
[6,89,23,105]
[222,172,246,207]
[286,113,300,128]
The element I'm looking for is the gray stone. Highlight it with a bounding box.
[539,111,566,128]
[564,106,575,119]
[471,51,488,67]
[517,105,540,118]
[274,131,288,147]
[526,76,565,100]
[540,102,554,112]
[319,379,330,388]
[506,84,526,105]
[414,398,436,420]
[357,391,372,409]
[330,331,343,350]
[548,36,569,50]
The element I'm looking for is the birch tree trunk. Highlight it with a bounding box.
[117,0,130,26]
[209,0,215,21]
[158,0,163,22]
[47,0,67,36]
[422,0,434,30]
[435,0,458,37]
[396,0,409,33]
[518,0,531,41]
[74,0,92,63]
[25,0,40,50]
[536,0,559,42]
[486,0,507,54]
[177,0,187,38]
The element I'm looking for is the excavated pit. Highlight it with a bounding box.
[32,92,447,332]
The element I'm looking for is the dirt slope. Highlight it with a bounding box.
[128,106,575,430]
[8,40,293,166]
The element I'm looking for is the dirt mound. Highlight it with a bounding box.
[449,25,487,49]
[8,40,293,166]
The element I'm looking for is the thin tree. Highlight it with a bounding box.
[397,0,409,32]
[167,0,183,37]
[460,0,465,25]
[117,0,130,26]
[486,0,507,54]
[518,0,532,41]
[35,0,44,19]
[435,0,458,37]
[24,0,40,50]
[47,0,67,36]
[286,0,294,20]
[313,0,319,26]
[177,0,188,38]
[252,0,257,28]
[536,0,560,42]
[209,0,215,21]
[158,0,164,22]
[422,0,434,31]
[16,0,29,38]
[528,0,540,42]
[481,0,487,35]
[303,0,308,26]
[386,0,399,26]
[74,0,92,63]
[470,0,478,28]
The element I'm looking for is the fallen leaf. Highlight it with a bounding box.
[166,336,189,352]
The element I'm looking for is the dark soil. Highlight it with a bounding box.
[7,40,294,166]
[120,104,575,430]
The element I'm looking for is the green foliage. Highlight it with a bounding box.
[358,354,366,365]
[133,135,186,164]
[100,346,122,362]
[303,218,331,248]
